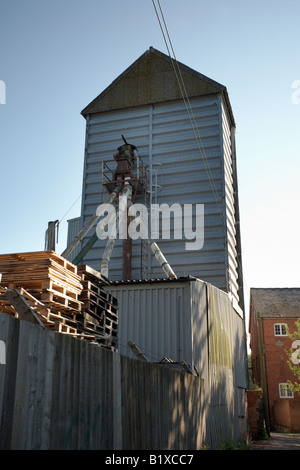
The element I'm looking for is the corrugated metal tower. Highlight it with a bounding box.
[68,47,244,310]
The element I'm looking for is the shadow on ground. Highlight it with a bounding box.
[252,432,300,450]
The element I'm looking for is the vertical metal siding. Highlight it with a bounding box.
[206,282,248,446]
[80,106,149,277]
[108,279,247,383]
[66,217,81,261]
[190,279,209,381]
[108,281,193,364]
[79,95,236,295]
[220,96,239,304]
[150,97,225,290]
[107,278,248,447]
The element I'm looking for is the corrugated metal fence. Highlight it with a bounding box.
[0,313,205,450]
[108,278,249,449]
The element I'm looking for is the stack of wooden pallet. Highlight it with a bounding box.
[0,250,82,312]
[77,265,118,350]
[0,251,118,350]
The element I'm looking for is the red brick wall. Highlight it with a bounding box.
[262,318,300,430]
[274,400,300,432]
[273,400,291,432]
[247,390,266,439]
[290,401,300,432]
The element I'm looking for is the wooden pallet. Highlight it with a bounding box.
[77,264,118,349]
[0,287,110,345]
[0,250,77,272]
[0,255,119,351]
[80,280,116,304]
[77,264,110,286]
[0,251,83,317]
[80,295,118,322]
[0,251,82,293]
[39,290,82,312]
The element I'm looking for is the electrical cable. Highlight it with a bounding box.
[151,0,226,226]
[151,1,256,358]
[45,193,81,248]
[59,193,82,224]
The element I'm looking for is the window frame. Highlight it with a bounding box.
[279,383,294,399]
[274,323,288,336]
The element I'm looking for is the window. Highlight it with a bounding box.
[279,383,294,398]
[274,323,287,336]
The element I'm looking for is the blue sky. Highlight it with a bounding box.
[1,0,300,322]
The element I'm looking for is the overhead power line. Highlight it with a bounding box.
[151,0,226,227]
[59,193,82,224]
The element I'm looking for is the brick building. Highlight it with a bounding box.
[249,288,300,432]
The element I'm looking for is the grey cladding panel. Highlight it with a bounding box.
[79,95,237,299]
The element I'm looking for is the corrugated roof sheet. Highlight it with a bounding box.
[109,275,196,286]
[250,288,300,317]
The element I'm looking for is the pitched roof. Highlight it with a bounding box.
[81,47,235,126]
[250,288,300,318]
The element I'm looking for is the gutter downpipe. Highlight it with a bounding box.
[257,313,271,435]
